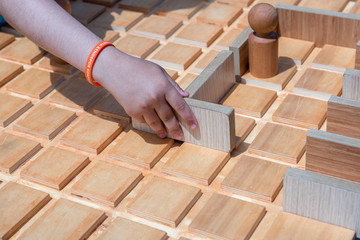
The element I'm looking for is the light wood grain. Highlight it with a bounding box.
[156,0,203,20]
[193,50,220,74]
[0,32,15,50]
[279,37,314,65]
[298,0,349,11]
[113,34,160,59]
[356,40,360,69]
[234,114,256,148]
[36,54,77,75]
[230,27,252,78]
[92,93,130,124]
[117,0,162,13]
[343,68,360,100]
[216,28,245,51]
[133,15,182,39]
[0,93,32,127]
[0,60,23,87]
[196,2,243,27]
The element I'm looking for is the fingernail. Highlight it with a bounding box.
[175,134,183,140]
[159,133,167,138]
[191,124,197,129]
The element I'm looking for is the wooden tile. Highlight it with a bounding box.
[196,3,243,27]
[21,147,90,190]
[216,28,244,51]
[90,8,144,31]
[60,115,122,154]
[162,143,230,185]
[107,129,173,169]
[71,1,106,24]
[0,93,32,128]
[350,0,360,14]
[127,177,201,227]
[193,50,219,74]
[298,0,349,11]
[253,0,300,6]
[98,217,167,240]
[93,93,130,124]
[71,161,142,207]
[279,37,314,65]
[88,26,120,43]
[272,94,327,129]
[118,0,163,13]
[0,32,15,50]
[222,155,288,202]
[6,68,65,99]
[234,115,255,148]
[156,0,204,20]
[0,38,45,65]
[133,15,182,39]
[249,122,307,163]
[174,22,223,47]
[113,34,159,58]
[0,60,23,87]
[217,0,252,6]
[0,182,51,240]
[164,68,178,80]
[36,54,77,75]
[222,84,277,117]
[177,73,197,89]
[189,193,265,240]
[13,103,76,140]
[312,44,355,72]
[0,133,41,173]
[151,42,202,71]
[18,198,107,240]
[84,0,119,7]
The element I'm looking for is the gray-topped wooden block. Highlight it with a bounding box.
[343,68,360,101]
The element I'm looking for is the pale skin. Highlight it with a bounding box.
[0,0,198,140]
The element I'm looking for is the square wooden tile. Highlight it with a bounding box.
[133,15,182,39]
[98,217,167,240]
[222,155,288,201]
[71,160,143,207]
[252,0,300,6]
[107,129,173,169]
[279,37,314,65]
[156,0,204,20]
[127,176,201,227]
[298,0,348,11]
[6,68,65,99]
[189,193,266,240]
[248,122,307,163]
[0,60,23,87]
[193,50,219,73]
[164,68,178,80]
[84,0,120,7]
[18,198,107,240]
[162,142,230,185]
[88,26,120,43]
[235,115,256,148]
[60,115,122,154]
[13,103,76,140]
[216,28,244,51]
[0,132,41,173]
[151,42,202,71]
[21,147,90,190]
[196,3,243,27]
[174,22,223,47]
[273,94,327,129]
[177,73,198,89]
[92,94,130,124]
[71,1,106,24]
[36,54,78,75]
[118,0,163,13]
[0,32,15,50]
[0,38,45,65]
[0,182,51,240]
[222,84,277,117]
[0,93,32,128]
[113,34,160,58]
[312,44,355,72]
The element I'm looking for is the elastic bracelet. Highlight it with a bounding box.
[85,41,114,87]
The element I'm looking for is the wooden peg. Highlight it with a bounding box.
[54,0,71,65]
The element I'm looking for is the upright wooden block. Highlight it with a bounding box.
[133,15,182,39]
[71,1,106,24]
[36,54,77,75]
[343,68,360,101]
[113,35,160,58]
[0,182,51,240]
[18,198,107,240]
[88,26,120,43]
[249,122,307,163]
[229,27,252,78]
[0,60,23,87]
[156,0,204,20]
[127,177,201,227]
[0,93,32,128]
[60,115,122,154]
[196,3,243,27]
[13,104,76,140]
[298,0,349,11]
[118,0,163,13]
[92,93,130,124]
[189,193,266,240]
[177,73,198,89]
[21,147,90,190]
[279,37,314,65]
[0,32,15,50]
[71,161,143,207]
[216,28,245,51]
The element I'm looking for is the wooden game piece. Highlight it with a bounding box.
[71,1,105,24]
[230,27,252,78]
[0,32,15,50]
[0,93,32,128]
[196,2,243,27]
[113,35,160,59]
[156,0,204,20]
[164,68,178,80]
[36,54,77,75]
[216,28,245,51]
[177,73,198,89]
[84,0,119,7]
[278,37,314,65]
[298,0,349,12]
[0,60,23,87]
[92,93,130,124]
[88,26,120,43]
[71,161,143,207]
[118,0,163,13]
[189,193,266,240]
[234,114,256,148]
[193,50,220,74]
[0,182,51,240]
[127,176,202,227]
[343,68,360,100]
[13,103,76,140]
[21,147,90,190]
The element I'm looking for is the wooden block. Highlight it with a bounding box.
[150,42,202,71]
[249,122,307,163]
[127,176,201,227]
[88,26,120,43]
[357,40,360,70]
[92,93,130,124]
[71,1,106,24]
[343,68,360,100]
[253,0,300,6]
[312,44,355,72]
[36,54,77,75]
[133,15,182,39]
[221,155,288,202]
[234,114,255,148]
[0,32,15,50]
[0,60,23,87]
[293,68,343,100]
[13,104,76,140]
[298,0,349,11]
[306,129,360,183]
[118,0,163,13]
[177,73,197,89]
[21,147,90,190]
[6,68,65,99]
[0,38,45,65]
[47,77,106,110]
[283,168,360,238]
[107,129,173,169]
[222,84,277,117]
[216,28,245,51]
[18,198,107,240]
[0,182,51,240]
[164,68,178,80]
[113,34,159,58]
[196,3,243,27]
[156,0,204,20]
[90,9,143,31]
[229,27,252,78]
[189,193,266,240]
[193,50,219,74]
[279,37,314,65]
[0,93,32,128]
[60,115,122,154]
[327,95,360,139]
[83,0,119,7]
[264,212,355,240]
[174,22,223,48]
[98,217,167,240]
[162,142,230,185]
[273,94,327,129]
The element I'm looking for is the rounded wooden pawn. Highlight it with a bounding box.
[54,0,71,65]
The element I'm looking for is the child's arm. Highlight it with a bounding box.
[0,0,197,139]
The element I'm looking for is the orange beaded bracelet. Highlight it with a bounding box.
[85,41,114,87]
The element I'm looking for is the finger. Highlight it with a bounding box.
[162,68,189,97]
[155,100,183,140]
[143,110,167,138]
